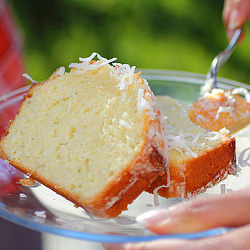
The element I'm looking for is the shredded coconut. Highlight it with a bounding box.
[201,77,214,95]
[79,52,98,62]
[153,185,168,206]
[205,131,221,141]
[69,52,117,74]
[232,88,250,103]
[137,95,152,114]
[121,91,127,102]
[56,67,65,76]
[34,210,46,218]
[113,64,136,90]
[148,125,156,140]
[215,106,234,120]
[119,119,131,129]
[196,114,209,123]
[22,73,37,83]
[219,128,230,135]
[165,127,208,158]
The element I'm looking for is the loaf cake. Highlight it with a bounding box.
[189,88,250,133]
[0,53,168,218]
[147,96,236,198]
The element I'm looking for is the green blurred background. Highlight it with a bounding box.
[9,0,249,84]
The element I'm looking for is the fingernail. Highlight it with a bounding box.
[228,10,240,30]
[136,209,169,227]
[227,29,235,41]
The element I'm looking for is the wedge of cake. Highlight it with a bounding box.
[189,88,250,133]
[0,53,168,218]
[147,96,236,198]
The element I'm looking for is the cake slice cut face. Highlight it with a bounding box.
[147,96,236,198]
[0,53,168,218]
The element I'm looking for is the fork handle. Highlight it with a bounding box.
[226,28,243,52]
[216,28,243,73]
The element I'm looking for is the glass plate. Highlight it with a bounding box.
[0,70,249,243]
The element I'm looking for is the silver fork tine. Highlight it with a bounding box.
[202,28,243,94]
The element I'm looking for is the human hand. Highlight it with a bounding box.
[104,187,250,249]
[223,0,250,41]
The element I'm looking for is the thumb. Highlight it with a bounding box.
[136,188,250,234]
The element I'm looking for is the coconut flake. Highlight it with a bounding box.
[205,131,221,141]
[153,185,169,206]
[119,119,131,129]
[34,210,46,218]
[69,53,117,74]
[96,53,117,66]
[117,77,128,90]
[121,91,127,102]
[167,132,199,158]
[148,125,156,140]
[113,63,132,75]
[219,128,230,135]
[215,106,234,119]
[79,52,98,62]
[196,114,209,123]
[137,96,152,114]
[112,63,136,91]
[232,88,250,102]
[201,77,214,95]
[56,67,65,76]
[128,66,136,85]
[22,73,37,83]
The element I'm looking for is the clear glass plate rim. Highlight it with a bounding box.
[141,69,249,89]
[0,69,248,242]
[0,203,232,242]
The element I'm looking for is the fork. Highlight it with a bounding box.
[201,28,243,95]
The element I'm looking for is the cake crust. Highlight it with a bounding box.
[147,137,236,198]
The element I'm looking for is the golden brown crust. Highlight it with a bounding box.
[84,142,166,217]
[147,137,236,198]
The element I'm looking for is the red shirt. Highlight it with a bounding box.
[0,0,26,97]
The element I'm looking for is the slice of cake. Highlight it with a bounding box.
[147,96,236,198]
[189,88,250,133]
[0,53,168,218]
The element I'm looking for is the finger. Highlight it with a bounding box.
[136,187,250,234]
[227,28,245,42]
[223,0,249,29]
[104,239,194,250]
[223,0,250,40]
[104,224,250,250]
[223,0,233,28]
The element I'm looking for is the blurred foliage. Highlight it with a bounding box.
[9,0,250,84]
